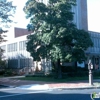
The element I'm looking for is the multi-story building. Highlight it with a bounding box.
[0,27,34,73]
[0,27,52,74]
[0,0,100,73]
[72,0,88,30]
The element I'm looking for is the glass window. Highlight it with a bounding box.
[19,41,26,51]
[7,43,17,52]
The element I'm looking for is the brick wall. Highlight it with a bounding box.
[15,27,31,38]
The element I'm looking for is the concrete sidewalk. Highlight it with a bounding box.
[15,82,100,90]
[0,76,100,90]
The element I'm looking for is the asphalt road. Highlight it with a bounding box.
[0,88,100,100]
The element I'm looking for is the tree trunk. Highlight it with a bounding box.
[52,62,58,78]
[57,59,62,79]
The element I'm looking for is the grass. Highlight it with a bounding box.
[0,76,4,78]
[19,76,90,83]
[18,75,100,83]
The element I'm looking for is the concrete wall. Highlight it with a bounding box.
[72,0,88,30]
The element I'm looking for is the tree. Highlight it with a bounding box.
[0,0,16,28]
[24,0,93,78]
[0,0,16,68]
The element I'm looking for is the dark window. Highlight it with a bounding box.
[8,59,18,69]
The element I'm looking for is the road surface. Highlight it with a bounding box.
[0,88,100,100]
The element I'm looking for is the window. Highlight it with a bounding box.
[7,43,17,52]
[19,41,27,51]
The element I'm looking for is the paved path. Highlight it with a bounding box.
[0,76,100,90]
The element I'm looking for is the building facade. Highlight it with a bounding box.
[86,31,100,70]
[0,27,51,74]
[72,0,88,30]
[0,28,34,74]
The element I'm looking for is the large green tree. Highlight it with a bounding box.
[24,0,93,78]
[0,0,16,68]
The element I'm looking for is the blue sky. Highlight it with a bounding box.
[11,0,100,32]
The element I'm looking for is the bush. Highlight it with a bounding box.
[0,60,7,69]
[93,71,100,77]
[3,69,18,76]
[62,71,88,78]
[61,65,88,73]
[75,71,88,77]
[61,66,76,73]
[4,69,12,76]
[0,70,5,75]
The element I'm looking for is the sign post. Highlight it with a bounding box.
[88,60,93,86]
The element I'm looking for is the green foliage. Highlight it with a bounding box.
[0,0,16,69]
[0,47,6,69]
[4,69,17,76]
[24,0,93,63]
[0,70,5,75]
[0,59,6,68]
[0,0,16,28]
[93,71,100,77]
[21,75,89,82]
[4,69,13,76]
[0,0,16,41]
[0,69,18,76]
[66,71,88,77]
[24,0,93,79]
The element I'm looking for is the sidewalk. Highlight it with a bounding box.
[0,76,100,90]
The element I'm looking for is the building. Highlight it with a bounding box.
[0,27,34,74]
[86,31,100,70]
[37,0,88,30]
[72,0,100,70]
[0,0,100,73]
[0,27,51,74]
[72,0,88,30]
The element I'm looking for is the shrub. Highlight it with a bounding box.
[93,71,100,77]
[62,71,88,78]
[61,66,76,73]
[0,60,7,69]
[3,69,18,76]
[0,70,5,75]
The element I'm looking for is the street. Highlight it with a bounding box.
[0,88,100,100]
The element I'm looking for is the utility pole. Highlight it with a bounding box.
[88,59,93,86]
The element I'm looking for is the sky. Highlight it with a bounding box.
[10,0,100,32]
[87,0,100,32]
[10,0,29,29]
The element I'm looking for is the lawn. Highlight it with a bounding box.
[19,76,90,83]
[18,75,100,83]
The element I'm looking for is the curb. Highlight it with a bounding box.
[51,86,100,90]
[15,84,100,90]
[1,84,100,90]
